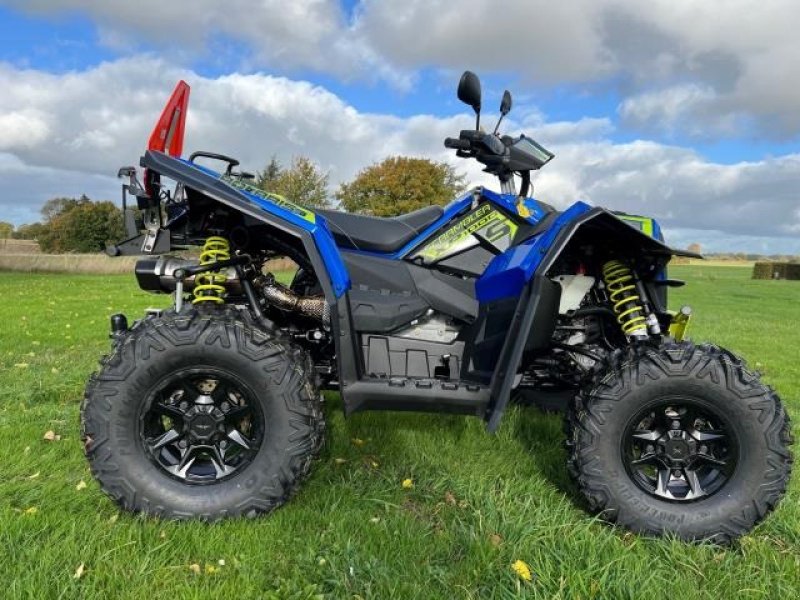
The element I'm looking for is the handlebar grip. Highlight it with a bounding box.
[444,137,471,150]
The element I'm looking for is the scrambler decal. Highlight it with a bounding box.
[411,203,518,262]
[221,174,316,224]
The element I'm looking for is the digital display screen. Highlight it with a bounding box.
[514,137,554,165]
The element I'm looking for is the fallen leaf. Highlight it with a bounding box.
[108,514,119,524]
[351,437,365,447]
[512,559,533,582]
[13,363,29,369]
[43,430,61,442]
[73,563,86,580]
[188,563,201,575]
[27,472,40,480]
[402,478,414,490]
[23,507,38,516]
[333,457,347,465]
[369,516,380,524]
[621,532,636,546]
[489,533,503,547]
[76,480,87,491]
[159,530,167,539]
[369,460,379,469]
[217,559,225,567]
[444,491,456,505]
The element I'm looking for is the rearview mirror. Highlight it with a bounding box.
[457,71,482,124]
[500,90,512,116]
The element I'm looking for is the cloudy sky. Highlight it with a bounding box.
[0,0,798,253]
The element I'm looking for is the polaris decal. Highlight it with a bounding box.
[221,175,316,224]
[411,203,518,262]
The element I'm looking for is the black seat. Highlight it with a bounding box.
[317,205,444,253]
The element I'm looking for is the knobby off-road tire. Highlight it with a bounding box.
[81,307,325,519]
[566,342,792,543]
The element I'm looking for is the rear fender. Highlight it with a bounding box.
[140,149,365,400]
[140,150,350,299]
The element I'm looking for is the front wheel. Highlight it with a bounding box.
[567,342,792,543]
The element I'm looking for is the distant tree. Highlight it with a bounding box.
[260,156,332,209]
[38,197,124,253]
[687,243,702,254]
[256,155,283,191]
[336,156,466,217]
[12,223,46,240]
[0,221,13,239]
[40,196,84,222]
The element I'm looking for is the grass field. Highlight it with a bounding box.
[0,265,798,599]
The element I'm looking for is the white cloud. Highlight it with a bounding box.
[0,152,118,224]
[535,139,800,242]
[2,0,409,87]
[618,84,741,137]
[0,56,797,253]
[5,0,800,137]
[0,109,50,148]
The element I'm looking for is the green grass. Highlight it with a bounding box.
[0,266,798,599]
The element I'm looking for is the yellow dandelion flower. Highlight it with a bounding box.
[402,478,414,489]
[512,559,532,582]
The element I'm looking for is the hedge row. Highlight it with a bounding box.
[752,262,800,280]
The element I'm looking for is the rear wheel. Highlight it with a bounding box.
[567,342,792,543]
[81,307,325,519]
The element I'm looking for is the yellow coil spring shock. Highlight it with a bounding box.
[192,236,230,305]
[601,260,648,336]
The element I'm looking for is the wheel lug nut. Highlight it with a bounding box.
[672,470,682,478]
[671,420,681,430]
[178,440,187,448]
[646,444,654,453]
[220,440,228,449]
[180,402,188,410]
[221,402,230,412]
[699,445,708,454]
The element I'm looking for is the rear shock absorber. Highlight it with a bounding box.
[601,260,648,338]
[192,236,230,305]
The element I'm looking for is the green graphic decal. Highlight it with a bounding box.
[221,175,316,224]
[617,214,654,237]
[414,204,518,262]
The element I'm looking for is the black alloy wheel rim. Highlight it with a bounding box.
[139,368,264,484]
[622,398,738,502]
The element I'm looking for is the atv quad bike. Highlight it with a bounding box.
[82,72,792,543]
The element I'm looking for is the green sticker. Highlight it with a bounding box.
[617,214,654,237]
[415,204,518,261]
[221,175,316,224]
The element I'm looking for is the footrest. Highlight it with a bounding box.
[343,377,490,416]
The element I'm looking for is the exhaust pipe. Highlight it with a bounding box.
[134,256,241,294]
[257,274,329,325]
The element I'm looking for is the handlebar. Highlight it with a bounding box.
[444,130,507,155]
[443,129,553,181]
[444,137,471,151]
